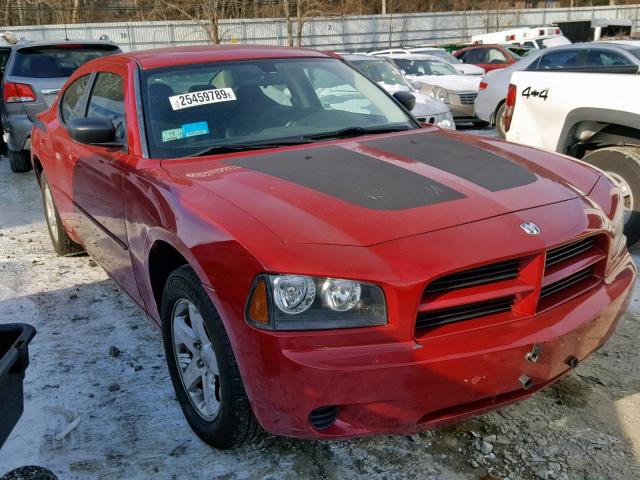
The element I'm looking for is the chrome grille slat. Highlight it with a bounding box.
[540,266,595,299]
[417,296,514,329]
[545,237,595,268]
[425,259,519,294]
[458,93,478,105]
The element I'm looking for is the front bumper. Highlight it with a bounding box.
[235,255,635,439]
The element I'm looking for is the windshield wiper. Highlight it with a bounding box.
[303,125,411,141]
[190,140,311,157]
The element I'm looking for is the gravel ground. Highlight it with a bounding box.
[0,127,639,480]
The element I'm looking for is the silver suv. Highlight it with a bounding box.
[1,40,121,172]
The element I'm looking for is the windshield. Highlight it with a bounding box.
[631,48,640,60]
[393,59,458,76]
[348,58,412,89]
[505,48,523,60]
[141,57,416,159]
[10,45,119,78]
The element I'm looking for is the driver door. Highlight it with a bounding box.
[68,66,142,304]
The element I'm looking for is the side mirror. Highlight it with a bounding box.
[67,117,118,146]
[393,91,416,111]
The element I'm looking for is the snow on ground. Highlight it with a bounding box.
[0,128,639,480]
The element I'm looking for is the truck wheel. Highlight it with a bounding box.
[40,172,84,256]
[581,147,640,247]
[161,265,259,449]
[9,150,32,173]
[495,103,507,139]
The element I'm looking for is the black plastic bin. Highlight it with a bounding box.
[0,323,36,450]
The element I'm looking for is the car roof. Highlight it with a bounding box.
[118,45,332,70]
[13,39,118,50]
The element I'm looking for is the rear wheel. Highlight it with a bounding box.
[40,172,84,256]
[9,150,31,173]
[581,146,640,247]
[495,102,507,139]
[161,265,259,449]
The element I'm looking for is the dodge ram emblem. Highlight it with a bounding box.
[520,222,541,235]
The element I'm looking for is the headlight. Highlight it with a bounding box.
[431,86,449,104]
[434,110,455,130]
[246,274,387,331]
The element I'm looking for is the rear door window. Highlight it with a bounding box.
[10,46,119,78]
[86,72,126,143]
[60,74,91,123]
[485,48,508,64]
[534,50,583,70]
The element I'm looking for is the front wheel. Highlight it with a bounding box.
[581,146,640,247]
[161,265,259,449]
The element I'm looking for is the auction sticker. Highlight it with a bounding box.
[169,88,236,111]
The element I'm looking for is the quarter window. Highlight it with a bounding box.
[585,50,633,67]
[87,72,126,143]
[60,74,90,123]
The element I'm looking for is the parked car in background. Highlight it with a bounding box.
[475,42,640,138]
[471,26,571,49]
[1,39,120,172]
[454,44,525,72]
[505,70,640,245]
[382,53,482,125]
[342,54,455,129]
[0,38,12,154]
[31,45,636,450]
[370,47,485,76]
[406,47,485,75]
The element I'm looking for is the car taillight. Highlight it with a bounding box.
[504,84,517,133]
[3,82,36,103]
[555,28,561,35]
[479,81,488,90]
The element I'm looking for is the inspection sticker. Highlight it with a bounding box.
[182,121,209,138]
[161,128,184,142]
[169,88,236,111]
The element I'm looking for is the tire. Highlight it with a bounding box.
[581,146,640,247]
[9,150,32,173]
[40,172,84,256]
[161,265,259,449]
[0,466,58,480]
[495,102,507,139]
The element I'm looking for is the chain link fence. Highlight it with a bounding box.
[2,5,639,52]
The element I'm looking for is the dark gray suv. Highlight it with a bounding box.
[1,40,121,172]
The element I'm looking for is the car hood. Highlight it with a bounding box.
[409,74,481,92]
[453,63,485,75]
[162,129,600,247]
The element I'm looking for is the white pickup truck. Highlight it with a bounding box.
[505,71,640,245]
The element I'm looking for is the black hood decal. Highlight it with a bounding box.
[229,146,464,211]
[363,134,537,192]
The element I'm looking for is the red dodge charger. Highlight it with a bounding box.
[30,45,635,449]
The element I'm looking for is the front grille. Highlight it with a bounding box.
[424,259,520,294]
[545,237,595,268]
[416,296,514,329]
[540,266,595,300]
[458,92,478,105]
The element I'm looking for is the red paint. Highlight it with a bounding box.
[454,44,520,72]
[31,46,636,440]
